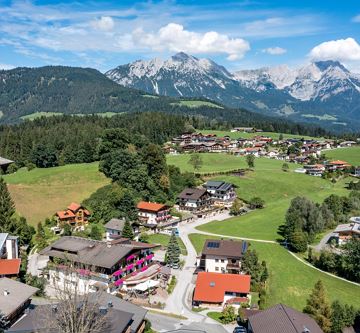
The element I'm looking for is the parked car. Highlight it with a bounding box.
[233,327,247,333]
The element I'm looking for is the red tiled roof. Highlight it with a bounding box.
[67,202,81,212]
[0,259,21,275]
[56,210,75,219]
[330,160,350,165]
[193,272,251,303]
[137,201,167,212]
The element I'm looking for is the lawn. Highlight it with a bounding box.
[147,233,188,255]
[171,100,223,108]
[20,112,63,120]
[167,153,246,174]
[325,147,360,166]
[4,163,109,226]
[170,156,349,240]
[189,234,360,310]
[198,129,320,140]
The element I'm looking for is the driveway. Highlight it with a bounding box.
[164,211,232,327]
[27,252,49,276]
[311,232,336,252]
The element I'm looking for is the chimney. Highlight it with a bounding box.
[303,327,310,333]
[107,241,112,248]
[3,289,9,296]
[107,301,113,308]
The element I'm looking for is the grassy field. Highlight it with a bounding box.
[171,100,223,108]
[147,233,187,255]
[198,129,319,140]
[4,163,109,225]
[169,155,349,240]
[325,147,360,166]
[21,112,63,120]
[167,153,246,174]
[21,111,119,121]
[189,234,360,310]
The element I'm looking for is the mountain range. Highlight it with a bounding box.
[106,52,360,131]
[1,65,324,137]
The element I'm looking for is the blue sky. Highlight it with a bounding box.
[0,0,359,72]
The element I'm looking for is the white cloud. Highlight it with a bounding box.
[262,46,287,55]
[309,38,360,61]
[0,63,15,70]
[90,16,115,31]
[352,14,360,22]
[133,23,250,60]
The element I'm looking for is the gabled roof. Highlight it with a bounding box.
[67,202,81,212]
[201,239,247,258]
[104,218,126,231]
[248,303,324,333]
[0,157,14,166]
[193,272,250,303]
[329,160,350,166]
[0,259,21,276]
[178,188,208,200]
[137,201,167,212]
[40,236,155,269]
[56,210,75,219]
[0,278,38,317]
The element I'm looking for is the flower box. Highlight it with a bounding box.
[113,269,123,277]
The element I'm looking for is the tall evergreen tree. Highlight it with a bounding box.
[0,177,15,232]
[122,220,134,240]
[303,280,332,333]
[165,233,180,267]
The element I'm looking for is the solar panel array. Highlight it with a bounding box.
[207,241,220,249]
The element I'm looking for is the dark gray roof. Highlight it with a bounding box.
[7,303,134,333]
[205,180,224,188]
[0,157,14,166]
[91,293,147,333]
[178,188,208,200]
[0,278,38,317]
[40,236,152,269]
[202,239,247,258]
[248,303,324,333]
[104,218,126,231]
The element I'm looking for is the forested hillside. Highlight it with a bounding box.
[0,66,330,140]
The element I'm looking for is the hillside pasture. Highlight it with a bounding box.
[4,163,109,225]
[168,155,349,240]
[325,146,360,166]
[171,100,223,108]
[198,129,320,140]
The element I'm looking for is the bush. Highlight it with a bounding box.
[249,197,265,209]
[26,162,36,171]
[6,163,18,174]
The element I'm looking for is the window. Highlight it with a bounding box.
[215,267,219,271]
[221,259,225,263]
[215,259,219,263]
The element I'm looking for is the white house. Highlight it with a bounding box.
[137,201,172,227]
[104,218,126,241]
[197,239,248,274]
[203,181,236,207]
[0,233,19,259]
[177,188,212,212]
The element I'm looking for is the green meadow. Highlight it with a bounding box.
[168,155,349,240]
[325,146,360,166]
[4,163,109,225]
[198,129,319,140]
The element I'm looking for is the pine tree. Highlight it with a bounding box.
[303,280,332,333]
[0,177,15,232]
[122,220,134,240]
[165,233,180,267]
[35,222,48,250]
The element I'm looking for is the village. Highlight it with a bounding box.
[1,164,359,332]
[165,129,360,179]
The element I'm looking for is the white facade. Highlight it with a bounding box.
[197,255,242,274]
[138,211,158,225]
[105,228,121,241]
[0,234,19,260]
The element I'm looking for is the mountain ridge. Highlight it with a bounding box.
[106,53,360,131]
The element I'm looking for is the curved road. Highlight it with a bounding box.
[165,210,360,323]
